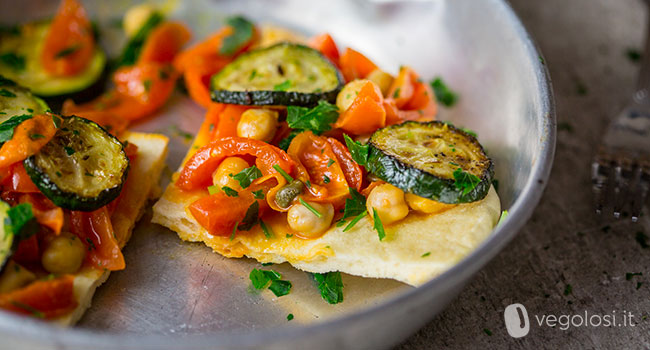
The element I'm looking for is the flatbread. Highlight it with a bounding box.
[54,132,168,326]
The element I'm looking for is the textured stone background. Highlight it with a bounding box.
[397,0,650,348]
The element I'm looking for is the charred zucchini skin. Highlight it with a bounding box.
[23,116,129,212]
[210,43,344,107]
[0,75,49,122]
[367,121,494,204]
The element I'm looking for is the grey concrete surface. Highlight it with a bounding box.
[397,0,650,348]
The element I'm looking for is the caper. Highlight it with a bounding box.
[275,180,304,209]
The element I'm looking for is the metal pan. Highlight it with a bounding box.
[0,0,555,349]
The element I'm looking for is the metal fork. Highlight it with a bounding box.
[592,1,650,222]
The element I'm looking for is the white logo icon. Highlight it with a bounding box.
[504,303,530,338]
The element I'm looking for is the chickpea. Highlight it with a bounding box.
[336,79,370,112]
[405,193,457,214]
[236,109,279,142]
[212,157,250,191]
[366,69,395,96]
[0,261,36,293]
[287,201,334,238]
[41,233,86,274]
[366,184,409,225]
[123,4,157,38]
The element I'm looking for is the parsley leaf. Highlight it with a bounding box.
[327,158,335,167]
[421,252,431,257]
[343,134,369,166]
[372,208,386,241]
[340,188,366,221]
[278,130,299,151]
[252,189,265,199]
[0,114,31,144]
[286,101,339,135]
[5,203,39,239]
[220,16,254,56]
[268,280,292,297]
[260,220,274,238]
[312,272,344,304]
[453,168,481,196]
[64,146,76,156]
[273,80,292,91]
[221,186,239,197]
[249,269,292,297]
[0,89,16,97]
[54,44,81,59]
[238,201,259,231]
[0,52,26,71]
[287,313,294,321]
[115,12,164,67]
[231,165,262,189]
[430,77,458,107]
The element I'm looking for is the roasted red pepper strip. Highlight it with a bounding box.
[70,207,124,271]
[0,275,77,319]
[176,137,295,191]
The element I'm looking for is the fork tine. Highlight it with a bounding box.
[611,164,625,218]
[630,168,650,222]
[591,161,608,215]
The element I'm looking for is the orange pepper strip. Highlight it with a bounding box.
[213,104,250,139]
[70,207,124,271]
[0,275,77,319]
[138,22,192,65]
[287,131,361,208]
[386,66,417,109]
[18,194,64,235]
[177,137,295,191]
[334,81,386,135]
[384,67,438,124]
[309,33,340,66]
[189,180,275,236]
[339,48,378,82]
[40,0,94,76]
[0,115,57,169]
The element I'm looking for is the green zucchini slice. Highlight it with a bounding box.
[0,21,106,97]
[0,200,13,272]
[0,76,49,123]
[23,116,129,211]
[367,121,493,204]
[210,42,343,107]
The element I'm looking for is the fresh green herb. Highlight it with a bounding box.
[143,79,152,93]
[273,164,294,182]
[453,168,481,196]
[327,158,335,167]
[29,133,45,140]
[208,185,220,195]
[5,203,39,239]
[0,25,20,36]
[339,188,366,224]
[230,221,239,240]
[54,44,81,59]
[10,301,44,318]
[392,87,401,98]
[0,52,26,71]
[64,146,76,156]
[278,130,299,151]
[0,76,16,87]
[460,127,477,138]
[323,175,330,184]
[576,81,588,96]
[238,201,260,231]
[252,189,265,199]
[261,262,274,266]
[268,280,292,297]
[249,268,292,297]
[483,328,493,336]
[231,165,262,189]
[55,171,62,177]
[286,101,339,135]
[168,125,193,142]
[563,284,572,296]
[299,198,322,218]
[51,115,62,128]
[221,186,239,197]
[343,134,369,166]
[0,114,32,143]
[626,48,642,63]
[115,12,164,67]
[273,79,292,91]
[635,231,649,249]
[159,67,170,80]
[421,252,431,258]
[220,16,255,55]
[0,89,16,98]
[287,313,294,321]
[637,282,643,290]
[312,272,344,304]
[286,234,293,238]
[625,272,642,281]
[84,171,94,177]
[497,210,508,226]
[249,69,257,81]
[260,220,274,238]
[430,77,458,107]
[305,180,312,189]
[372,208,386,241]
[343,211,367,232]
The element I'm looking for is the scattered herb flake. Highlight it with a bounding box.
[143,79,152,93]
[220,16,254,55]
[273,164,294,182]
[625,272,642,281]
[64,147,76,156]
[299,198,322,218]
[312,272,344,304]
[343,211,367,232]
[0,52,26,71]
[221,186,239,197]
[421,252,431,258]
[286,101,339,135]
[626,48,642,63]
[287,313,294,321]
[268,280,292,297]
[563,284,572,296]
[635,231,649,249]
[51,115,62,128]
[393,87,401,98]
[54,44,81,59]
[115,12,164,67]
[29,133,45,140]
[238,201,260,231]
[0,115,31,143]
[10,301,44,318]
[273,79,292,91]
[286,234,293,238]
[249,69,257,81]
[483,328,493,336]
[231,165,262,189]
[453,168,481,196]
[252,189,265,199]
[372,208,386,241]
[327,158,335,167]
[260,220,274,239]
[430,77,458,107]
[230,220,239,240]
[323,175,331,184]
[5,203,38,239]
[343,134,369,167]
[0,89,16,98]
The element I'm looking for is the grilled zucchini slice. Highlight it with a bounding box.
[0,76,49,122]
[0,201,13,271]
[210,42,343,106]
[23,116,129,211]
[0,21,106,97]
[367,121,493,204]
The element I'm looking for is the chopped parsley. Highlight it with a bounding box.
[29,133,45,140]
[231,165,262,189]
[430,77,458,107]
[392,87,401,98]
[10,301,44,318]
[626,48,641,63]
[286,101,339,135]
[453,168,481,196]
[278,130,299,151]
[372,208,386,241]
[221,186,239,197]
[338,188,367,231]
[635,231,649,249]
[168,125,193,142]
[5,203,39,239]
[0,114,32,143]
[299,198,322,218]
[625,272,642,281]
[249,268,292,297]
[273,79,292,91]
[343,211,367,232]
[286,234,293,238]
[312,272,344,304]
[323,175,331,184]
[143,79,152,93]
[260,220,274,239]
[268,280,292,297]
[0,52,26,71]
[230,221,239,240]
[220,16,254,56]
[54,44,82,59]
[237,201,259,231]
[483,328,493,336]
[343,134,369,167]
[273,164,294,182]
[287,313,294,321]
[0,89,16,97]
[563,284,572,296]
[64,146,76,156]
[51,115,62,128]
[115,12,164,67]
[327,158,335,167]
[252,189,265,199]
[421,252,431,258]
[249,69,257,81]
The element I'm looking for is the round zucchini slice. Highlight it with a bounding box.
[210,42,344,107]
[23,116,130,211]
[0,76,49,123]
[0,21,106,97]
[367,121,493,204]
